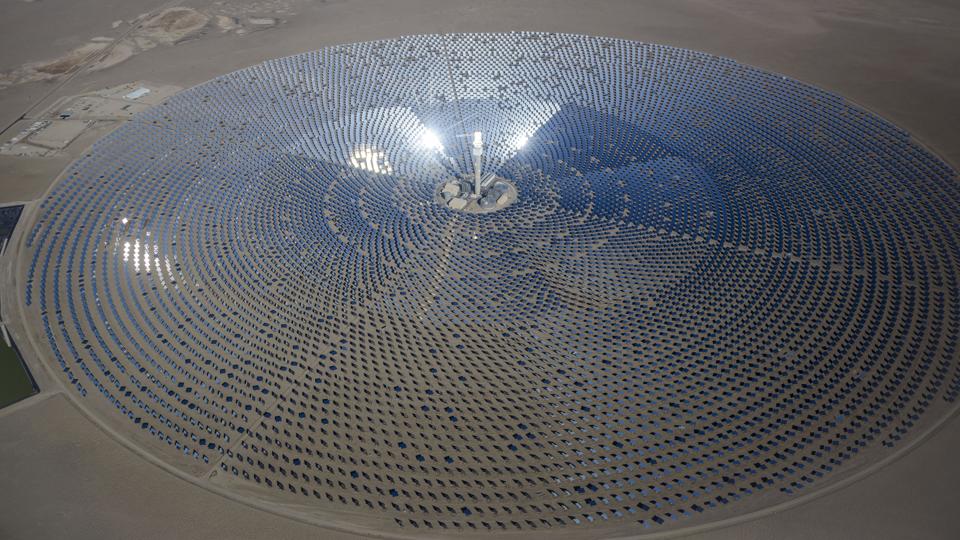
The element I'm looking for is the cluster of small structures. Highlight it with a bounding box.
[438,176,517,213]
[0,81,179,157]
[16,33,960,536]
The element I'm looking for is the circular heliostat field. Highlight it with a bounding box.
[17,33,960,537]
